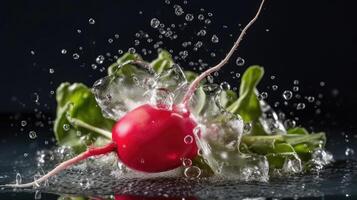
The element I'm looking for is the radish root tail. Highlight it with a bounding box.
[182,0,266,107]
[1,142,117,188]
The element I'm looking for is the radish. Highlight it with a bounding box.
[2,0,265,188]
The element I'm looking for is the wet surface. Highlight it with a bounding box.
[0,126,356,199]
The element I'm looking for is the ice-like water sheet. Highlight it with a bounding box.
[1,154,355,199]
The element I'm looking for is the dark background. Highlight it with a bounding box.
[0,0,356,135]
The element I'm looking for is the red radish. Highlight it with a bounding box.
[113,104,197,172]
[2,0,265,188]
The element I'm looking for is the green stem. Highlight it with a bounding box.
[68,117,112,139]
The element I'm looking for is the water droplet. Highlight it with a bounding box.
[72,53,80,60]
[272,85,278,91]
[32,92,40,103]
[293,86,299,92]
[184,166,201,178]
[345,147,354,157]
[211,34,219,43]
[259,92,268,100]
[235,73,241,78]
[220,82,230,90]
[174,5,184,16]
[128,47,136,54]
[182,158,192,167]
[283,90,293,100]
[29,131,37,139]
[198,14,205,20]
[307,96,315,103]
[63,124,70,131]
[150,18,160,28]
[320,81,325,87]
[88,18,95,24]
[91,64,97,70]
[296,103,305,110]
[61,49,67,54]
[16,173,22,185]
[34,191,42,199]
[184,135,193,144]
[236,57,245,66]
[185,14,194,21]
[284,119,296,129]
[270,75,276,80]
[30,50,35,55]
[243,123,252,133]
[96,55,105,64]
[108,38,113,43]
[49,68,55,74]
[21,120,27,127]
[204,19,211,24]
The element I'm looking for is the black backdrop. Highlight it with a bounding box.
[0,0,356,130]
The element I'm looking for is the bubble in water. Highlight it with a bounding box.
[15,173,22,185]
[296,103,306,110]
[29,131,37,139]
[150,18,160,28]
[345,147,355,157]
[182,158,192,167]
[185,14,194,21]
[211,35,219,43]
[184,135,194,144]
[184,166,201,178]
[79,178,91,189]
[49,68,55,74]
[63,124,70,131]
[96,55,105,64]
[72,53,80,60]
[61,49,67,54]
[282,90,293,100]
[21,120,27,127]
[236,57,245,66]
[88,18,95,24]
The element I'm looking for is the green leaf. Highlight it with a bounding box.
[220,90,238,108]
[227,66,264,122]
[287,127,309,135]
[184,71,199,82]
[150,50,174,74]
[54,83,114,153]
[108,52,142,76]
